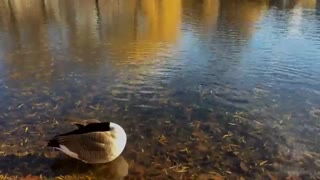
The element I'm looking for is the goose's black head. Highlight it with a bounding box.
[85,122,111,132]
[60,122,111,136]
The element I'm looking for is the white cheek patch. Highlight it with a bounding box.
[57,145,80,160]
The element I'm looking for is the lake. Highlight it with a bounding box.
[0,0,319,179]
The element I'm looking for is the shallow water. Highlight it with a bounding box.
[0,0,320,179]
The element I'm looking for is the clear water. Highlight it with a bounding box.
[0,0,319,179]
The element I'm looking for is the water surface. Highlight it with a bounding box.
[0,0,320,179]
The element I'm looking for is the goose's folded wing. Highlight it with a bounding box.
[57,132,113,153]
[56,132,114,162]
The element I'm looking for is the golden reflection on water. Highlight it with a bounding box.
[182,0,220,32]
[0,0,317,72]
[202,0,220,28]
[0,0,184,84]
[219,0,269,37]
[296,0,317,9]
[99,0,182,61]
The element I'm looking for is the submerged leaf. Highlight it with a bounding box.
[170,165,189,173]
[157,135,168,145]
[17,104,24,109]
[240,162,249,172]
[259,160,268,166]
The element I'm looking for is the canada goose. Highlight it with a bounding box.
[47,119,127,164]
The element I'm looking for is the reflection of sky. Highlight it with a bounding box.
[288,7,303,37]
[238,8,320,92]
[173,2,320,106]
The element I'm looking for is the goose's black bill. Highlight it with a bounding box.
[47,138,59,148]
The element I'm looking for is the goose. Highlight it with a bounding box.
[47,118,127,164]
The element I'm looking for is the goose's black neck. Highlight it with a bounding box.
[59,122,111,136]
